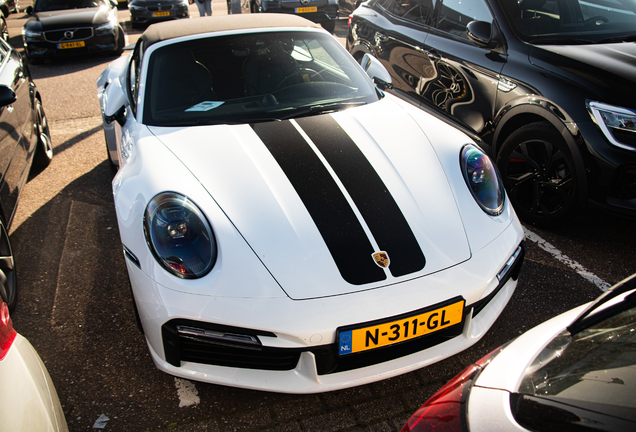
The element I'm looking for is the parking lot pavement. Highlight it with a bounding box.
[4,5,634,432]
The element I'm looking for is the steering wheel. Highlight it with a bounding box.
[277,68,324,90]
[584,15,609,25]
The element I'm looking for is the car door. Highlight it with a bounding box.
[421,0,505,139]
[0,40,30,225]
[366,0,437,101]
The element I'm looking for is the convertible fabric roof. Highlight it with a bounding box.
[141,14,323,48]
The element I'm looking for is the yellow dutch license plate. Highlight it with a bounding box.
[337,298,465,355]
[58,41,85,49]
[153,11,171,17]
[296,6,317,13]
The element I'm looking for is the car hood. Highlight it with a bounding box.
[529,43,636,105]
[31,7,110,28]
[149,101,471,300]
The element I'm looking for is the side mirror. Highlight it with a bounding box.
[0,85,16,107]
[103,78,128,127]
[360,53,393,90]
[466,20,497,49]
[25,5,33,14]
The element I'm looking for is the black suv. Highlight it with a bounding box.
[249,0,340,32]
[347,0,636,226]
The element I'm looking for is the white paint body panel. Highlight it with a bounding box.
[467,296,634,430]
[0,334,69,432]
[98,25,525,392]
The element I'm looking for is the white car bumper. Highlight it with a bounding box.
[128,219,524,393]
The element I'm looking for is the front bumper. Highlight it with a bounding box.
[260,3,339,24]
[129,7,189,26]
[23,32,119,59]
[578,121,636,217]
[127,220,524,393]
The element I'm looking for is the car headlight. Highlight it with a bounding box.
[96,15,118,34]
[128,5,145,11]
[22,27,43,41]
[460,144,505,216]
[587,101,636,151]
[144,193,217,279]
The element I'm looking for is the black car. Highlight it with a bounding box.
[0,37,53,311]
[22,0,125,64]
[128,0,189,29]
[347,0,636,226]
[0,0,20,17]
[249,0,339,32]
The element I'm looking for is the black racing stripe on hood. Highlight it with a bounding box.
[295,115,425,278]
[251,121,386,286]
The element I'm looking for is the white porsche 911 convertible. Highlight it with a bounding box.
[97,14,525,393]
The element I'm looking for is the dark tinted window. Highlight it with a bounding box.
[34,0,104,12]
[142,31,379,126]
[391,0,436,24]
[499,0,636,43]
[435,0,492,39]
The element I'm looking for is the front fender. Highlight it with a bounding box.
[493,97,588,205]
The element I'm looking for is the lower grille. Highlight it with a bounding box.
[161,242,525,376]
[609,167,636,200]
[162,320,301,371]
[148,5,174,11]
[162,319,464,375]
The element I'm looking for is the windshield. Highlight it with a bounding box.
[34,0,104,12]
[498,0,636,44]
[513,302,636,429]
[142,31,380,126]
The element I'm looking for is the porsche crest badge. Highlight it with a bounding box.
[372,251,390,268]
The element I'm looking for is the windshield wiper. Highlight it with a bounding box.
[567,274,636,335]
[597,34,636,44]
[280,101,368,120]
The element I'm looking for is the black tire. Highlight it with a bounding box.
[0,17,8,42]
[113,26,125,56]
[321,20,336,33]
[0,221,17,312]
[496,121,578,227]
[32,98,53,169]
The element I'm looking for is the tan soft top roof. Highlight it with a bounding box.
[141,14,323,48]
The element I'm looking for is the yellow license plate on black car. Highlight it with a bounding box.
[153,11,170,17]
[296,6,317,13]
[58,41,85,49]
[337,298,465,355]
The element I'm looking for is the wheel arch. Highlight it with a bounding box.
[492,101,588,206]
[348,40,373,62]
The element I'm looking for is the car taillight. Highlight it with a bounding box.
[402,347,504,432]
[0,301,16,361]
[348,14,352,27]
[401,364,480,432]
